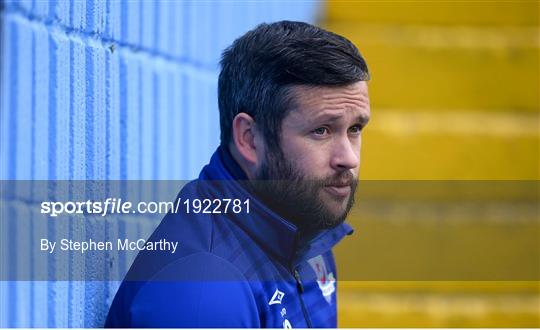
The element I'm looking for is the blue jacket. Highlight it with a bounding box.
[105,147,353,328]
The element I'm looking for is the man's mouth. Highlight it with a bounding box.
[323,185,351,198]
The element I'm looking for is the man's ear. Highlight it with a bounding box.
[231,112,260,167]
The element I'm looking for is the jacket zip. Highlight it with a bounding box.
[293,268,313,328]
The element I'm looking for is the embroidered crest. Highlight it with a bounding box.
[308,255,335,303]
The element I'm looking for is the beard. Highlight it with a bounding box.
[250,148,358,232]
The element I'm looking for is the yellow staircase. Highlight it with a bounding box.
[324,0,539,180]
[322,1,540,327]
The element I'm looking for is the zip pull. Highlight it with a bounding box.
[294,269,304,293]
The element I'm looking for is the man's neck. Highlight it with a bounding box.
[224,145,253,180]
[220,145,250,180]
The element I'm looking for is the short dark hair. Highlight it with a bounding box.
[218,20,369,150]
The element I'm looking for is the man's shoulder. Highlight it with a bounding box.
[106,252,261,327]
[106,179,284,327]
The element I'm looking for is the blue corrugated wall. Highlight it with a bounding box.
[0,0,320,326]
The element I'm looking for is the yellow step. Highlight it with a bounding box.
[359,111,539,180]
[335,215,539,281]
[338,288,540,327]
[338,281,540,294]
[327,1,539,26]
[323,22,539,111]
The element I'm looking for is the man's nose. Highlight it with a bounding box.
[330,136,360,171]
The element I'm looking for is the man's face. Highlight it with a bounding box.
[254,81,370,232]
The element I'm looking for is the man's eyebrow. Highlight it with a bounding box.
[308,112,370,125]
[357,113,370,125]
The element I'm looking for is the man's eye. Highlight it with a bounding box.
[348,125,362,134]
[312,127,329,136]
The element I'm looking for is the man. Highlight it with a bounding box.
[106,21,370,328]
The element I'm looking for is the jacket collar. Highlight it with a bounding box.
[198,146,353,267]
